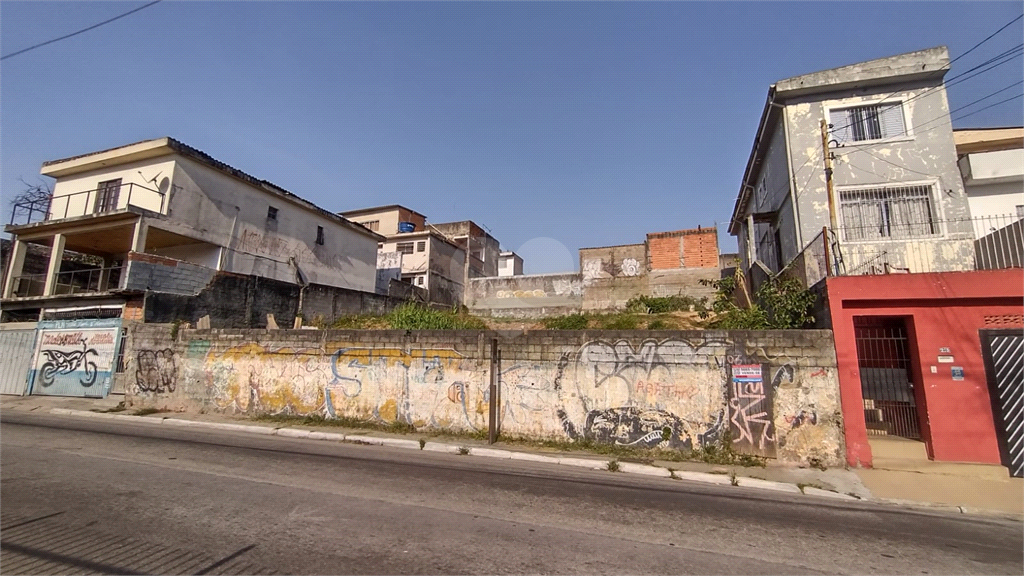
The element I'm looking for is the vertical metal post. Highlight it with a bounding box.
[495,347,502,436]
[488,338,498,445]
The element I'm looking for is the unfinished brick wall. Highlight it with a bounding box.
[646,227,719,270]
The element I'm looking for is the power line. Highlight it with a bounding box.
[949,13,1024,66]
[1,1,163,61]
[910,79,1023,134]
[827,13,1023,136]
[827,44,1022,138]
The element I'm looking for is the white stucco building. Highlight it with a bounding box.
[3,137,383,321]
[954,127,1024,219]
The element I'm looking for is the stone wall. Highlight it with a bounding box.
[123,326,845,466]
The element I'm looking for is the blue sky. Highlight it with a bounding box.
[2,1,1022,273]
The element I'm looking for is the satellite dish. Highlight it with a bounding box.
[158,177,170,194]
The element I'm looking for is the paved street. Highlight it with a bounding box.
[1,411,1021,575]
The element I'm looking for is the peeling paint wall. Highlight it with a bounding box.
[164,157,379,292]
[784,78,973,273]
[124,326,845,466]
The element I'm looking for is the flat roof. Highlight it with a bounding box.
[340,204,427,219]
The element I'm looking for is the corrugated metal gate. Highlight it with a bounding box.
[27,318,123,398]
[981,329,1024,478]
[0,325,38,396]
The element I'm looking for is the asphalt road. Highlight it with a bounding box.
[1,411,1021,575]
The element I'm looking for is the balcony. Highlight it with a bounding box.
[8,183,166,226]
[8,265,126,298]
[770,212,1023,288]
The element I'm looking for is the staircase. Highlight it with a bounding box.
[868,436,1009,480]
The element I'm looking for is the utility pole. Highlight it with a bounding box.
[820,119,839,231]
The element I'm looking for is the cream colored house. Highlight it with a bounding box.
[340,205,466,305]
[3,137,383,320]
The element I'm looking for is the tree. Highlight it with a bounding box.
[7,177,52,222]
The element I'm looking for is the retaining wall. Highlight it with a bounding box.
[123,326,844,465]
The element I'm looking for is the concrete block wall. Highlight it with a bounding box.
[124,326,845,466]
[466,273,584,319]
[125,252,217,296]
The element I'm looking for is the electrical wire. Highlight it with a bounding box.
[1,1,163,61]
[826,12,1023,135]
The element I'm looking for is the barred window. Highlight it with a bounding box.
[839,185,936,241]
[830,102,906,143]
[396,242,414,255]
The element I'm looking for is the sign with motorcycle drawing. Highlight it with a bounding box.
[31,328,119,397]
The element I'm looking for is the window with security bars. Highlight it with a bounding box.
[830,102,906,143]
[839,185,937,241]
[396,242,414,255]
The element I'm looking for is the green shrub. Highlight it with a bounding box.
[600,315,639,330]
[543,314,590,330]
[647,319,668,330]
[385,303,487,330]
[699,272,815,330]
[626,295,706,314]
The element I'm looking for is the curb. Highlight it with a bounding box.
[46,408,1013,517]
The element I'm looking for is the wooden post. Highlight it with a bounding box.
[820,119,839,232]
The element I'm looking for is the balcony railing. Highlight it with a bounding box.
[8,266,125,297]
[831,213,1022,276]
[8,183,165,225]
[767,213,1023,287]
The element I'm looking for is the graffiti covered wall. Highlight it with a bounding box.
[124,327,844,465]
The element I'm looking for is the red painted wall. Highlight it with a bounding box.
[827,269,1024,468]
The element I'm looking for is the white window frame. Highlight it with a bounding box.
[835,179,943,243]
[396,242,414,255]
[824,97,914,146]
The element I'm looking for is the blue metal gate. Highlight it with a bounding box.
[28,318,123,398]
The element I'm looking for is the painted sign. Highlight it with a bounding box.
[32,327,119,397]
[727,363,776,457]
[937,355,954,363]
[951,366,965,381]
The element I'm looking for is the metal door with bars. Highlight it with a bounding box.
[981,329,1023,478]
[854,317,921,439]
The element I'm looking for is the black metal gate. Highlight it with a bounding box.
[980,329,1023,478]
[854,317,921,439]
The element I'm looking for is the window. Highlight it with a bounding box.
[267,206,279,221]
[96,179,122,212]
[830,102,906,144]
[416,241,425,252]
[316,226,324,245]
[839,185,936,241]
[364,220,380,231]
[396,242,414,255]
[415,276,424,286]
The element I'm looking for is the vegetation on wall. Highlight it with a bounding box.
[625,294,707,315]
[699,272,816,329]
[329,303,487,330]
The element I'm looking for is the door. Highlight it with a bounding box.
[854,317,921,439]
[96,178,122,213]
[981,329,1024,478]
[0,327,38,396]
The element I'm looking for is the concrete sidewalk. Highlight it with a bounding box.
[3,394,1021,519]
